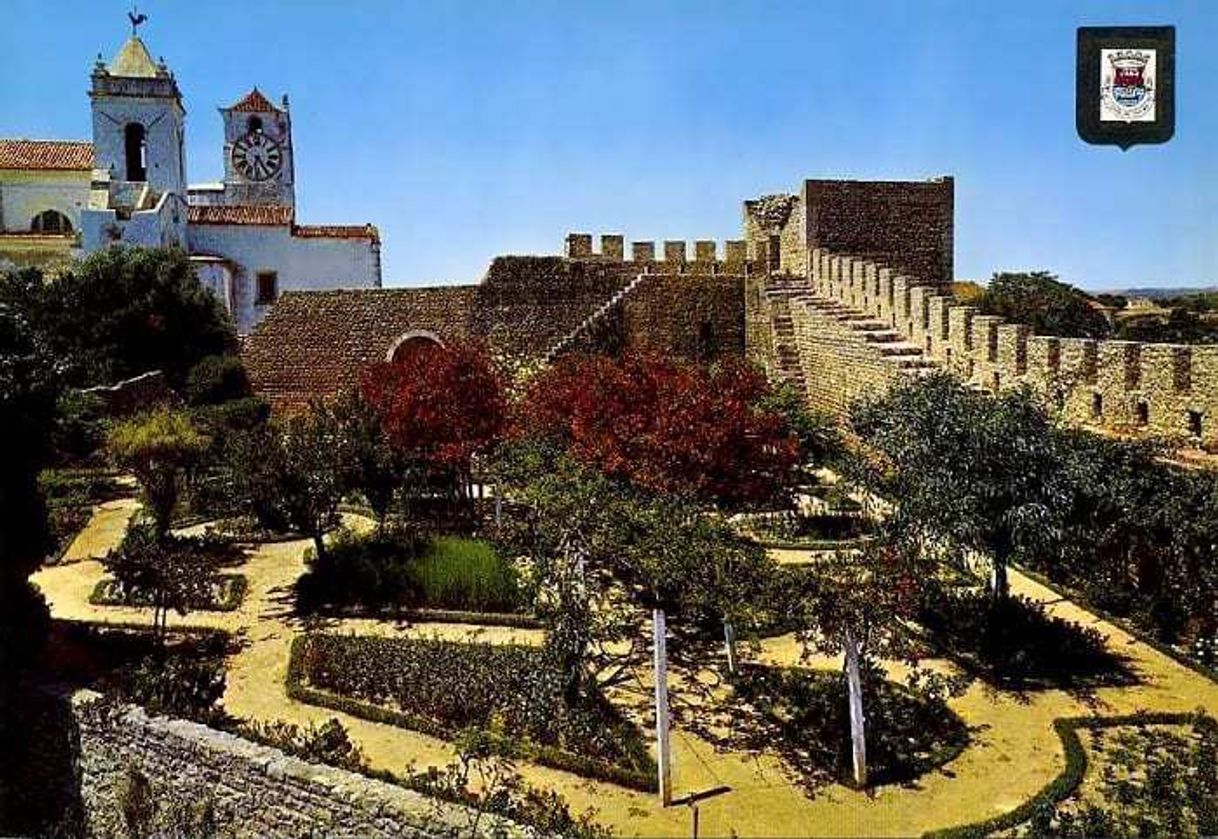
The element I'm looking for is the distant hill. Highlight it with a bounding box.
[1105,286,1218,300]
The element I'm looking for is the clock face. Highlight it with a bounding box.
[231,132,283,181]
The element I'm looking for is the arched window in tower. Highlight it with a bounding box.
[124,123,147,181]
[30,210,73,234]
[247,116,263,134]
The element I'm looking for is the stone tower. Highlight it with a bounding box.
[89,35,187,197]
[218,89,295,208]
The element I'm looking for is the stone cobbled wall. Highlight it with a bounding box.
[806,247,1218,446]
[67,690,527,839]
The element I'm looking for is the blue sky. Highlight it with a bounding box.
[3,0,1215,290]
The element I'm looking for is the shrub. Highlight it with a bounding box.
[918,589,1128,688]
[411,537,522,613]
[107,408,209,536]
[184,355,250,406]
[238,718,366,772]
[105,640,229,724]
[49,391,108,465]
[295,633,653,782]
[296,526,425,612]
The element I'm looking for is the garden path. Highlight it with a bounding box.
[32,499,1218,838]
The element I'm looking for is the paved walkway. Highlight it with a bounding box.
[32,499,1218,837]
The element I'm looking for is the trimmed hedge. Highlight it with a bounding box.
[89,573,248,612]
[923,711,1215,839]
[286,634,656,792]
[306,605,542,629]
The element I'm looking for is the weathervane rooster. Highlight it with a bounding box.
[128,7,148,36]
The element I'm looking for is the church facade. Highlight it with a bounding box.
[0,29,381,333]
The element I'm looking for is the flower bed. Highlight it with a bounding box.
[288,633,655,791]
[90,573,248,612]
[924,712,1216,839]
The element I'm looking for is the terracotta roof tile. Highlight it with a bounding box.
[293,224,380,243]
[0,139,94,171]
[242,258,641,412]
[187,205,293,226]
[229,88,279,113]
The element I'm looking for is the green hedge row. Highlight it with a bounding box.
[923,711,1214,839]
[88,574,248,612]
[308,605,542,630]
[285,635,656,793]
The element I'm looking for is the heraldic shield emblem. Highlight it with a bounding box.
[1078,26,1174,149]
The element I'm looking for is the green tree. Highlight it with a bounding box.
[331,389,407,530]
[3,247,235,389]
[789,532,940,787]
[264,402,353,560]
[0,289,60,826]
[101,523,221,643]
[108,408,209,537]
[977,271,1111,339]
[850,373,1064,600]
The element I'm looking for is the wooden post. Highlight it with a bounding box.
[494,492,502,527]
[653,608,673,805]
[844,627,867,787]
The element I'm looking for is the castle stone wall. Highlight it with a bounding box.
[802,178,954,286]
[51,690,523,839]
[804,247,1218,446]
[618,273,745,361]
[787,294,906,416]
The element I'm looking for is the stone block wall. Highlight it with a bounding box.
[787,294,906,417]
[564,231,747,273]
[802,177,954,286]
[618,272,745,361]
[59,690,524,839]
[804,247,1218,446]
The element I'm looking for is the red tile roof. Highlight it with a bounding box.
[293,224,380,243]
[187,205,293,226]
[0,139,93,171]
[229,88,279,113]
[242,257,642,411]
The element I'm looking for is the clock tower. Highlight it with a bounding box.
[219,88,295,208]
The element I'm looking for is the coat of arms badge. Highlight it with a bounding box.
[1077,26,1174,149]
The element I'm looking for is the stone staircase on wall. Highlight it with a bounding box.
[544,272,650,363]
[762,274,939,392]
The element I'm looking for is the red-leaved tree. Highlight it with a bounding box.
[518,353,798,508]
[361,340,506,503]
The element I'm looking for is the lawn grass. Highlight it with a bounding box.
[412,536,522,613]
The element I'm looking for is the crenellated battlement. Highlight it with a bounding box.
[800,247,1218,445]
[563,232,749,272]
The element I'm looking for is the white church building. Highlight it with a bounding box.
[0,27,382,333]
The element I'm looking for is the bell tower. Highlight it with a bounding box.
[89,31,186,197]
[219,89,296,208]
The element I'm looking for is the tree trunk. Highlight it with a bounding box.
[990,545,1010,601]
[653,608,673,806]
[312,531,327,563]
[843,627,867,788]
[723,620,738,676]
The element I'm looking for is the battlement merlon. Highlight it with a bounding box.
[562,234,750,270]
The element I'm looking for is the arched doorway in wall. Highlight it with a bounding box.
[385,330,444,364]
[30,209,73,234]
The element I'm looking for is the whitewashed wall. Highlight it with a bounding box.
[187,223,380,333]
[0,171,91,232]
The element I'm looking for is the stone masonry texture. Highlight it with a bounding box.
[50,689,528,839]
